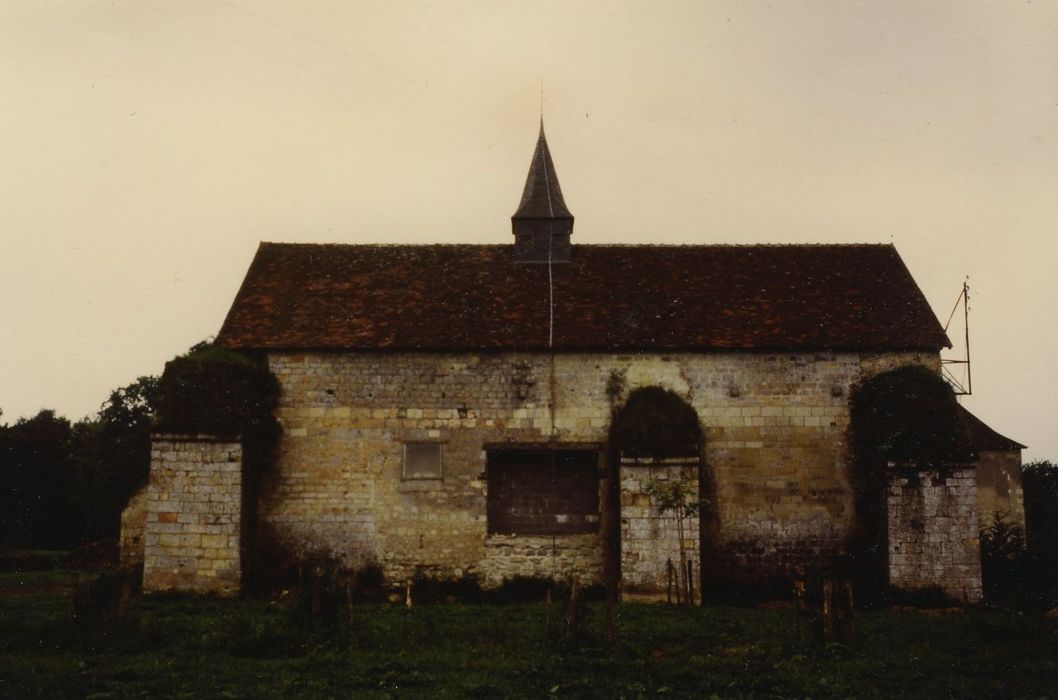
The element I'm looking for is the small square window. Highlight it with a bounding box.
[403,442,443,480]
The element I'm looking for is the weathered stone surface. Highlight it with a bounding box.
[119,484,148,567]
[976,450,1026,533]
[256,350,945,590]
[887,466,983,603]
[620,459,700,592]
[141,436,242,595]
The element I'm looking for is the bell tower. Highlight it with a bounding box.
[512,121,574,263]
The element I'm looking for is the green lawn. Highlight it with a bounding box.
[1,573,1056,698]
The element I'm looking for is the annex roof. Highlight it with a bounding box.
[957,405,1026,452]
[215,243,950,353]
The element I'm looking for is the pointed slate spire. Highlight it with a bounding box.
[512,121,574,263]
[515,121,572,218]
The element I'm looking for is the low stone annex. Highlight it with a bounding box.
[122,124,1024,602]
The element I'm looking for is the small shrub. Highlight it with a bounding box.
[71,567,139,627]
[888,585,957,609]
[409,571,485,604]
[980,512,1058,612]
[66,540,118,570]
[0,547,69,573]
[488,575,603,605]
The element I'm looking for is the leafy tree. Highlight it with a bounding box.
[73,376,159,543]
[644,476,706,605]
[0,376,160,551]
[978,462,1058,611]
[979,512,1026,605]
[1023,460,1058,558]
[0,410,78,548]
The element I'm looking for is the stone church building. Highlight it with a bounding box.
[123,125,1024,603]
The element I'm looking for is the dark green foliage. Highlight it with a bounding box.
[1023,460,1058,558]
[0,343,277,554]
[3,574,1058,698]
[981,513,1025,566]
[0,377,159,550]
[410,571,485,604]
[71,566,140,628]
[850,365,974,466]
[487,575,603,605]
[887,586,958,609]
[76,375,159,542]
[0,411,78,548]
[979,513,1029,608]
[978,461,1058,612]
[155,344,279,437]
[610,386,702,458]
[643,477,705,519]
[0,547,68,573]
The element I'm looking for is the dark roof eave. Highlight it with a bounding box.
[223,343,948,354]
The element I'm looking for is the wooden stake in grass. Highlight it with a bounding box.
[546,587,553,639]
[565,577,579,643]
[345,570,357,627]
[606,583,615,642]
[405,579,413,609]
[667,558,674,604]
[793,580,805,642]
[842,580,855,642]
[686,559,694,606]
[822,579,834,642]
[311,565,323,617]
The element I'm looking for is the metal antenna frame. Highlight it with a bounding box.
[941,279,971,395]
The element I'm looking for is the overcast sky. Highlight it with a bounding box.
[2,1,1056,460]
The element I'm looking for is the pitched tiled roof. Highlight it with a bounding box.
[957,405,1026,452]
[215,243,950,352]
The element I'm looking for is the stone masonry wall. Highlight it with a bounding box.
[887,466,983,603]
[976,450,1026,533]
[142,436,242,595]
[620,458,701,592]
[261,350,939,589]
[119,484,148,567]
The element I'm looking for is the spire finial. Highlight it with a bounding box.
[540,81,544,126]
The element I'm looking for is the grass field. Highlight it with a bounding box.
[1,571,1057,699]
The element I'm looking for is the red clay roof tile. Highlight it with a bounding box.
[215,243,950,352]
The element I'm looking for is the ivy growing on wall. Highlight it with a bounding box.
[154,343,279,439]
[850,364,974,467]
[610,386,702,458]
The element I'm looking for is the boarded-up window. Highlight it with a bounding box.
[403,442,443,480]
[486,449,599,535]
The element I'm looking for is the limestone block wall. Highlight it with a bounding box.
[482,534,602,586]
[262,350,938,587]
[887,466,983,603]
[620,458,700,591]
[119,484,148,567]
[976,450,1026,533]
[142,435,242,595]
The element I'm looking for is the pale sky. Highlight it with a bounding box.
[2,1,1056,460]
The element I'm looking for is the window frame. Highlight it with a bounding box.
[485,447,601,536]
[402,441,444,481]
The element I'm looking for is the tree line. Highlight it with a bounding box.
[0,376,157,550]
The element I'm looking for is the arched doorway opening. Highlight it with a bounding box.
[607,386,715,600]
